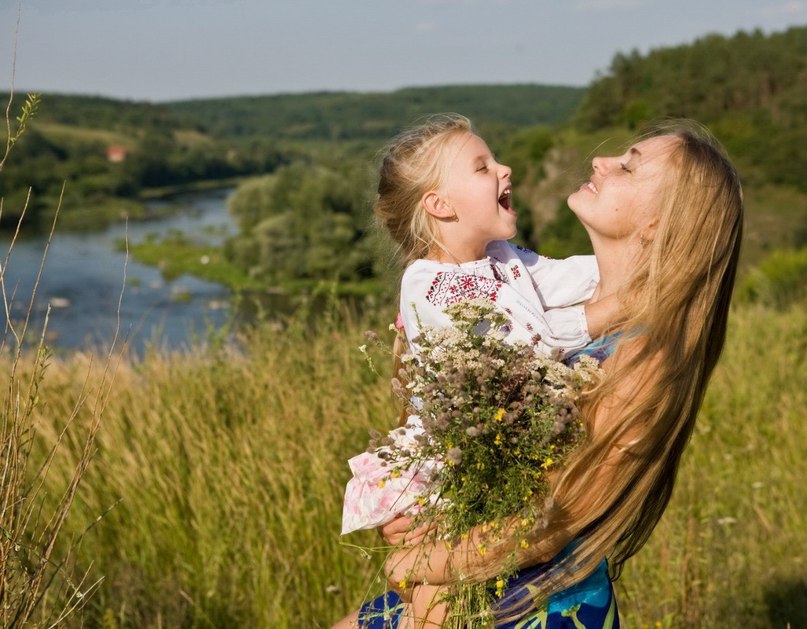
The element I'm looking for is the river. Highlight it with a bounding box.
[0,189,237,355]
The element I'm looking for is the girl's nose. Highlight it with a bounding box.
[499,163,512,179]
[592,156,605,173]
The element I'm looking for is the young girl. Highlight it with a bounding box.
[338,115,618,628]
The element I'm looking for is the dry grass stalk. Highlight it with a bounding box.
[0,89,122,627]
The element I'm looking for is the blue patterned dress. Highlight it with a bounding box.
[358,335,621,628]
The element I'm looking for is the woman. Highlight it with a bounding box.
[342,121,743,627]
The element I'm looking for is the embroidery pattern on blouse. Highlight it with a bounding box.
[425,271,502,306]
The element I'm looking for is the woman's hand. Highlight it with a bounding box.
[379,515,434,547]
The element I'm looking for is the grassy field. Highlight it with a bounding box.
[10,291,806,628]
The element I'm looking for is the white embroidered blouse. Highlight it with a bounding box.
[399,240,599,358]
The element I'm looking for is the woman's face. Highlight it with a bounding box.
[567,135,680,245]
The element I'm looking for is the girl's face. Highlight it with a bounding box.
[435,132,516,260]
[567,135,680,245]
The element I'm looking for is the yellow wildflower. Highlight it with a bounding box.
[541,457,554,469]
[520,539,530,549]
[494,408,506,422]
[391,469,401,479]
[398,578,407,589]
[478,544,487,556]
[377,479,386,489]
[494,433,503,446]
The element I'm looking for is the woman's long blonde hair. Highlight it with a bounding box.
[481,121,744,617]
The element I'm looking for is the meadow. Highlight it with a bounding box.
[8,287,806,628]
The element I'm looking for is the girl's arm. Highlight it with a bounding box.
[400,261,603,356]
[582,294,621,340]
[495,242,622,343]
[496,242,599,308]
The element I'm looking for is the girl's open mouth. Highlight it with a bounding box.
[499,188,514,212]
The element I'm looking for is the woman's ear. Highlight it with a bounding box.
[421,191,456,220]
[639,218,659,245]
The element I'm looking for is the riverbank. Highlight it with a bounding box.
[126,231,387,297]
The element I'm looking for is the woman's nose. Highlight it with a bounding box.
[592,156,605,173]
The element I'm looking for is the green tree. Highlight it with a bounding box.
[225,159,376,284]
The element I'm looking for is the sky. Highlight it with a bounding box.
[1,0,805,102]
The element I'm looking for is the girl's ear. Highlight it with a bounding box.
[421,191,455,220]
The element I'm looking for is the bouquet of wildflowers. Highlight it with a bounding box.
[374,299,602,625]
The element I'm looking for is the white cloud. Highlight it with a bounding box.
[415,21,437,32]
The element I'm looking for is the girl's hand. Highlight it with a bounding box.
[384,541,451,590]
[379,515,434,547]
[385,547,415,598]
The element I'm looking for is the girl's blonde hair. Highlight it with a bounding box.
[472,121,744,616]
[374,113,473,266]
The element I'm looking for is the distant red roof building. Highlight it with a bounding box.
[107,145,128,163]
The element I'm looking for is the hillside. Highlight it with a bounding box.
[574,26,807,191]
[166,84,585,141]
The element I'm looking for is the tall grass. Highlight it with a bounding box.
[25,296,807,628]
[2,88,116,626]
[31,306,395,627]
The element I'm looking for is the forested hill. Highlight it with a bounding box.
[573,26,807,190]
[0,93,187,132]
[2,84,584,141]
[165,84,584,141]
